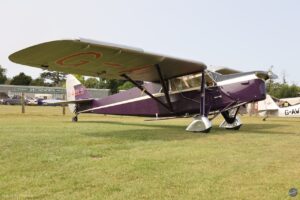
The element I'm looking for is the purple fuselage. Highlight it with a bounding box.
[85,78,266,117]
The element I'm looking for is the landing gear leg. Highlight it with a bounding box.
[220,109,242,130]
[219,117,242,130]
[262,113,268,121]
[72,115,78,122]
[186,71,212,133]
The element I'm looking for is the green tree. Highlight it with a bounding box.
[74,74,85,84]
[118,81,135,91]
[107,79,126,94]
[98,78,109,89]
[4,78,11,85]
[10,72,32,85]
[86,78,110,89]
[84,78,133,93]
[267,82,300,98]
[84,77,100,88]
[0,65,7,84]
[30,78,45,86]
[289,84,300,97]
[40,71,66,86]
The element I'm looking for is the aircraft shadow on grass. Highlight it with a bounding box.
[79,121,293,141]
[80,120,197,141]
[229,123,295,135]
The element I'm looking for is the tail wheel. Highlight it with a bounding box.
[72,116,78,122]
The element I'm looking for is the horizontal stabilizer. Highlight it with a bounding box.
[51,98,94,105]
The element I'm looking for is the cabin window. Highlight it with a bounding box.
[169,74,201,92]
[168,73,216,92]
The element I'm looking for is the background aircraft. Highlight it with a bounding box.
[258,94,300,120]
[9,38,273,132]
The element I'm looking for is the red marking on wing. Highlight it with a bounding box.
[56,52,102,67]
[133,67,152,75]
[103,62,122,68]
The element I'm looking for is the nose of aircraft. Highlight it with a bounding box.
[255,71,278,81]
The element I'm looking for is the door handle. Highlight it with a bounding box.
[241,81,250,85]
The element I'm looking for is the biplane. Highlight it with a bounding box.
[9,38,273,132]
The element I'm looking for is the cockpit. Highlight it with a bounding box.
[168,72,217,92]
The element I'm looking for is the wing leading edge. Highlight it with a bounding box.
[9,38,206,82]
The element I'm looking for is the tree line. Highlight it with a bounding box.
[266,82,300,99]
[1,65,299,97]
[0,65,134,94]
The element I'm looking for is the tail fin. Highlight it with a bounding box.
[257,94,279,111]
[66,75,91,113]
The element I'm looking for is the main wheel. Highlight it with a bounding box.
[231,124,242,130]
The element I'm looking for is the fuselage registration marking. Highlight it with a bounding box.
[284,108,300,116]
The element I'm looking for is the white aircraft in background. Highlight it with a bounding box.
[258,94,300,120]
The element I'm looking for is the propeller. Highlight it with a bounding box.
[267,65,278,80]
[255,66,278,81]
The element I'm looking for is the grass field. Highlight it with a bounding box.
[0,105,300,200]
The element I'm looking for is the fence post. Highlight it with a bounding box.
[21,92,25,114]
[62,94,66,115]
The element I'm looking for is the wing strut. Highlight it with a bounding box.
[120,74,173,113]
[155,64,173,112]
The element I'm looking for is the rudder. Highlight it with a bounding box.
[66,75,91,113]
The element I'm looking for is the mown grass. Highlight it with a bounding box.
[0,105,300,200]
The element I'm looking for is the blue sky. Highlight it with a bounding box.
[1,0,299,84]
